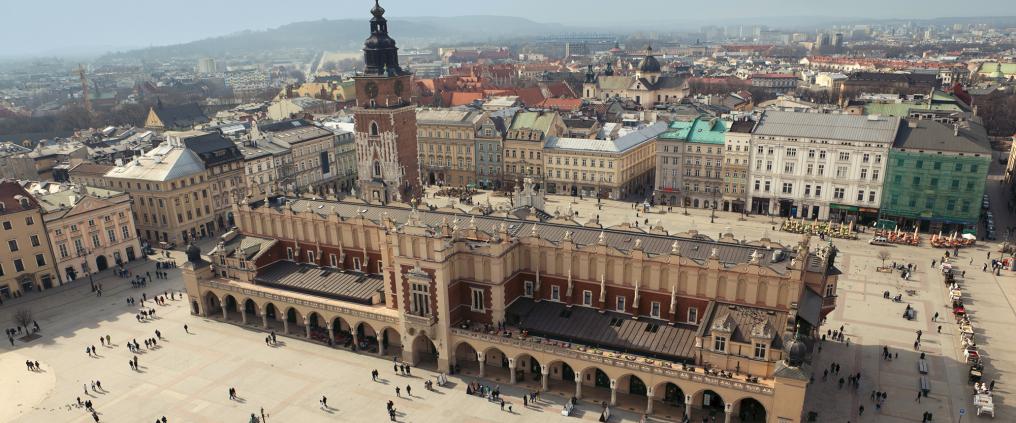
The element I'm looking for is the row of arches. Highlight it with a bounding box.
[452,341,767,422]
[199,291,440,367]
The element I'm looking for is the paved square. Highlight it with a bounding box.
[2,157,1013,423]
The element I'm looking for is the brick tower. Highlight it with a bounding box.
[353,0,419,204]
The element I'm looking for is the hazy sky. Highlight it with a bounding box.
[2,0,1011,57]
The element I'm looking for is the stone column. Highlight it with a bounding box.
[646,387,654,415]
[304,319,311,338]
[724,404,733,423]
[477,352,486,378]
[282,319,289,335]
[353,332,360,350]
[221,306,228,320]
[609,379,617,406]
[684,395,693,420]
[327,323,335,345]
[240,310,247,325]
[261,312,268,329]
[378,336,386,356]
[574,373,583,399]
[541,365,549,391]
[508,358,517,384]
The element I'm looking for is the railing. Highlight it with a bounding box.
[203,279,398,324]
[405,313,437,327]
[450,327,775,396]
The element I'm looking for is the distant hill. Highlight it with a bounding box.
[100,16,571,60]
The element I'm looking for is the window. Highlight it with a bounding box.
[714,336,727,352]
[410,282,431,316]
[860,168,867,179]
[754,343,767,359]
[786,148,797,157]
[687,307,698,323]
[869,191,876,202]
[25,216,33,225]
[352,257,361,271]
[2,221,10,230]
[58,244,68,258]
[815,186,822,197]
[524,281,534,297]
[650,302,661,318]
[838,152,850,161]
[912,176,921,187]
[579,290,593,306]
[805,185,811,196]
[286,247,294,260]
[971,164,979,173]
[862,154,870,163]
[8,240,18,252]
[122,226,130,240]
[615,296,626,312]
[471,288,485,311]
[107,229,116,243]
[550,285,560,301]
[808,149,815,158]
[955,163,963,171]
[933,161,941,170]
[833,188,845,200]
[782,183,793,194]
[857,190,864,201]
[91,234,101,248]
[783,162,794,173]
[30,235,39,247]
[35,254,45,266]
[872,169,879,181]
[14,259,23,272]
[306,250,315,262]
[817,164,824,176]
[819,151,826,159]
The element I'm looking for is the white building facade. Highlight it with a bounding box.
[748,111,899,223]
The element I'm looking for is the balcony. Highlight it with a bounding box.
[405,312,437,327]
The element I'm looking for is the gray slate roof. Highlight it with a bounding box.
[258,198,797,274]
[254,261,384,305]
[507,297,698,361]
[544,121,668,154]
[755,111,902,144]
[893,119,991,155]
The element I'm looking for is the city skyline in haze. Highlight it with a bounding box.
[2,0,1013,58]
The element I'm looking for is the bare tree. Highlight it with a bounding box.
[878,250,890,268]
[13,309,32,332]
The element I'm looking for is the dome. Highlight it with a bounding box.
[639,47,661,74]
[785,337,807,367]
[364,33,397,50]
[186,243,202,263]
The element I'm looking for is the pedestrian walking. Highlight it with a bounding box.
[395,386,400,397]
[184,324,189,333]
[406,385,411,397]
[321,396,328,409]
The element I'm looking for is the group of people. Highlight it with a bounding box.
[135,308,158,322]
[264,331,278,346]
[6,321,40,345]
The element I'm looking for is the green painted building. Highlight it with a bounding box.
[880,119,991,233]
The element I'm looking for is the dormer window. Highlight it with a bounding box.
[714,336,727,352]
[18,198,29,209]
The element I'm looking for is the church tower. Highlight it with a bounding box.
[353,0,420,204]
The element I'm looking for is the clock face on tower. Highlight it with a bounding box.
[365,81,379,98]
[394,80,404,96]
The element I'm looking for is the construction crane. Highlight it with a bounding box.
[77,64,91,113]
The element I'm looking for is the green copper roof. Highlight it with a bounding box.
[659,116,728,144]
[510,111,558,134]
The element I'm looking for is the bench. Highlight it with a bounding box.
[919,375,930,395]
[918,359,929,374]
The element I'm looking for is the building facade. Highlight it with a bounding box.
[103,131,243,244]
[185,193,839,423]
[880,119,991,233]
[655,117,728,209]
[353,3,420,204]
[256,120,340,194]
[502,111,566,190]
[0,181,59,299]
[749,111,899,223]
[545,123,663,200]
[416,109,483,188]
[474,114,507,190]
[721,120,754,213]
[33,183,141,283]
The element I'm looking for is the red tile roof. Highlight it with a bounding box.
[538,98,583,112]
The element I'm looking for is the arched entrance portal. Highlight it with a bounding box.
[243,299,258,325]
[95,255,109,271]
[693,389,726,421]
[307,312,325,342]
[223,295,238,321]
[332,317,353,348]
[735,397,767,423]
[653,382,687,417]
[285,307,303,336]
[379,327,402,357]
[454,342,479,374]
[514,354,542,387]
[411,334,438,369]
[356,322,378,353]
[204,292,222,316]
